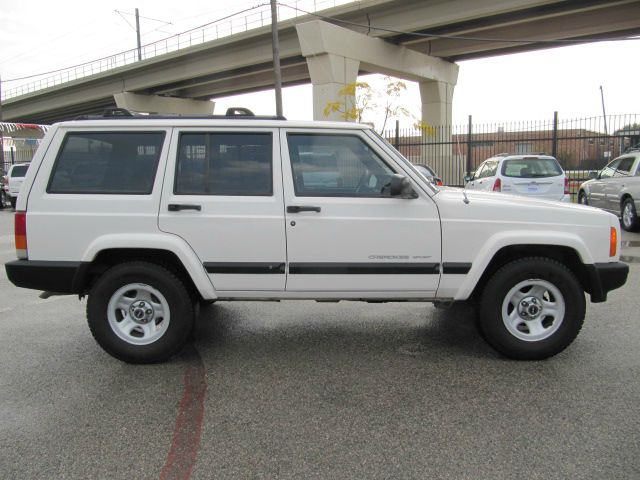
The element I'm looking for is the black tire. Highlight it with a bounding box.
[9,197,16,210]
[578,190,588,205]
[0,191,6,209]
[478,257,585,360]
[87,261,195,363]
[621,197,639,232]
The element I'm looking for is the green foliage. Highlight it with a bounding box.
[322,76,434,135]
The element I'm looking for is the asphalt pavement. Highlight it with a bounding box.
[0,208,639,479]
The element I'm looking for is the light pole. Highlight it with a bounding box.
[135,8,142,61]
[270,0,283,118]
[599,85,608,136]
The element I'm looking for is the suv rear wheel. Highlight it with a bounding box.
[87,262,194,363]
[478,257,585,360]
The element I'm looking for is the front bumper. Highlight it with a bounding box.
[586,262,629,303]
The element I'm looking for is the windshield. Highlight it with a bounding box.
[501,158,563,178]
[367,130,439,191]
[10,164,29,177]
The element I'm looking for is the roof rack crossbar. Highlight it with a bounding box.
[74,106,286,121]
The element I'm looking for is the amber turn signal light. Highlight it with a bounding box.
[609,227,617,257]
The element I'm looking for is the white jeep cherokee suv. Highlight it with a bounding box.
[5,110,628,363]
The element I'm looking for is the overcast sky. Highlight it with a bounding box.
[1,0,639,128]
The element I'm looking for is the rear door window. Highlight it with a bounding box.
[615,157,634,176]
[175,132,272,196]
[48,131,165,194]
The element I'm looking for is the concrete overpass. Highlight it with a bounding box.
[3,0,640,125]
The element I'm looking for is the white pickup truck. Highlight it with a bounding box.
[5,111,628,363]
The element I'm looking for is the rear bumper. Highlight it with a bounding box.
[586,262,629,303]
[5,260,89,294]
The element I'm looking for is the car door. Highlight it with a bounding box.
[280,128,441,296]
[466,162,487,190]
[159,127,287,292]
[589,158,619,209]
[605,156,634,213]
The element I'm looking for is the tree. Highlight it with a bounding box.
[323,76,434,135]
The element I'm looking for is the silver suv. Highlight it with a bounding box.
[578,151,640,232]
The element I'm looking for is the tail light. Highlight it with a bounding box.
[610,227,617,257]
[492,178,502,192]
[15,211,28,259]
[564,177,570,195]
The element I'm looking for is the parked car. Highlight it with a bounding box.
[578,151,640,231]
[465,153,570,202]
[0,170,7,209]
[5,109,627,363]
[412,164,443,186]
[6,163,30,209]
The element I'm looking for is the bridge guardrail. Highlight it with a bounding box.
[1,0,354,101]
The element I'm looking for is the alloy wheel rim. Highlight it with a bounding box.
[107,283,170,345]
[501,279,565,342]
[623,203,634,228]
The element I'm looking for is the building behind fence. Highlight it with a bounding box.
[385,113,640,187]
[1,123,48,174]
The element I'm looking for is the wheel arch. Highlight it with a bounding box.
[620,192,633,208]
[467,244,591,300]
[82,249,206,301]
[79,234,217,301]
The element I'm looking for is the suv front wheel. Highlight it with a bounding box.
[621,197,639,232]
[87,262,195,363]
[478,257,585,360]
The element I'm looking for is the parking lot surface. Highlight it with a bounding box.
[1,208,639,479]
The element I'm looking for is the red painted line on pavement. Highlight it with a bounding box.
[160,345,207,480]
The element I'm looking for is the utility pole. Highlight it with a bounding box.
[599,85,608,135]
[270,0,283,118]
[135,8,142,61]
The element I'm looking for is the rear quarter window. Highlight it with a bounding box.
[502,158,563,178]
[10,165,29,177]
[47,131,165,194]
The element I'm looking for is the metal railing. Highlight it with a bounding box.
[2,0,355,101]
[384,113,640,192]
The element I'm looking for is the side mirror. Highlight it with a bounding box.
[464,175,472,183]
[389,174,418,199]
[588,171,599,180]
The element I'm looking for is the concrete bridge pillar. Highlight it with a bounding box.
[306,54,360,121]
[419,80,454,129]
[419,80,461,184]
[296,20,459,126]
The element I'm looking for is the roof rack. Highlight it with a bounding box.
[75,107,286,121]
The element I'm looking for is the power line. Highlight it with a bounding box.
[114,9,174,26]
[278,2,640,45]
[1,3,270,83]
